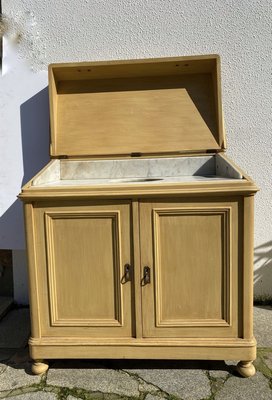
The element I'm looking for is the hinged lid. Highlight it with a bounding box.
[49,55,225,158]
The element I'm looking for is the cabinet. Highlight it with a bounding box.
[23,195,255,377]
[20,55,258,377]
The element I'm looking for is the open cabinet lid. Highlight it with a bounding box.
[49,55,226,158]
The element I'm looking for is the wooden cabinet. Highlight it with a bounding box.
[20,55,258,378]
[23,195,256,377]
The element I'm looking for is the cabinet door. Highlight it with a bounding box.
[140,198,239,338]
[34,201,133,338]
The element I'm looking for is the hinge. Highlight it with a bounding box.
[131,152,142,157]
[58,155,68,159]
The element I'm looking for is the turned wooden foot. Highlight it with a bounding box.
[237,360,256,377]
[32,360,49,375]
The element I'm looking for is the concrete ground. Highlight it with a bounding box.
[0,307,271,400]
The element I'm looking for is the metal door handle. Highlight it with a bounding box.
[143,266,151,285]
[122,263,132,283]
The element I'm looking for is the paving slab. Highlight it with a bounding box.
[47,363,140,397]
[138,380,159,394]
[123,369,211,400]
[209,369,230,380]
[145,395,162,400]
[66,396,105,400]
[215,371,272,400]
[254,306,272,347]
[1,393,57,399]
[0,363,41,391]
[262,351,272,370]
[0,309,30,349]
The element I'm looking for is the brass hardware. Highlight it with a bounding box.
[143,266,151,285]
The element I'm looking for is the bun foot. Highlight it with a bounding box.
[237,360,256,377]
[32,360,49,375]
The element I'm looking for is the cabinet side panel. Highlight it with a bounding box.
[243,195,254,339]
[24,203,41,338]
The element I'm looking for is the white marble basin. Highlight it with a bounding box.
[32,155,243,187]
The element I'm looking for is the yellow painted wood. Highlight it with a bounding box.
[237,361,256,377]
[48,67,58,156]
[20,176,259,201]
[140,198,238,338]
[45,211,123,326]
[31,360,49,375]
[23,185,256,373]
[242,195,255,339]
[50,55,221,80]
[131,200,143,339]
[49,55,224,157]
[23,203,41,338]
[33,201,133,338]
[29,337,256,361]
[29,336,256,347]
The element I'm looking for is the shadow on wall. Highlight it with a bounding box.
[20,86,50,186]
[254,241,272,299]
[0,87,50,250]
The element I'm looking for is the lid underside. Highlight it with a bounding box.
[49,55,224,157]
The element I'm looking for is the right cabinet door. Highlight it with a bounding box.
[140,197,240,338]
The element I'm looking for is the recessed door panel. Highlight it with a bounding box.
[140,199,238,338]
[45,211,122,326]
[35,201,133,337]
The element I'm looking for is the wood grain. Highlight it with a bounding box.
[140,198,238,338]
[34,201,133,338]
[49,55,224,157]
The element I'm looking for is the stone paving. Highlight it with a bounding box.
[0,306,271,400]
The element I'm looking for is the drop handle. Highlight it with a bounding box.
[143,266,151,285]
[122,263,132,283]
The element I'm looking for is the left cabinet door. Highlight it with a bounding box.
[31,200,133,338]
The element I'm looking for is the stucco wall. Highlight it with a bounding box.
[0,0,271,300]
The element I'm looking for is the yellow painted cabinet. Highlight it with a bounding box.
[25,195,255,377]
[20,56,257,377]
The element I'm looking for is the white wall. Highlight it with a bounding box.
[0,0,271,301]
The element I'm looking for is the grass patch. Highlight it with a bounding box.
[254,295,272,306]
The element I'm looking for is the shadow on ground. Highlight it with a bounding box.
[254,241,272,300]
